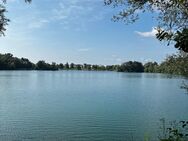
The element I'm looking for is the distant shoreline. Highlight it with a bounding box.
[0,52,187,77]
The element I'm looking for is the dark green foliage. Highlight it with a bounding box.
[174,29,188,53]
[0,53,34,70]
[144,62,159,73]
[157,28,188,53]
[75,64,82,70]
[36,61,58,71]
[64,62,69,70]
[106,65,115,71]
[143,52,188,78]
[118,61,144,72]
[70,63,75,70]
[0,53,58,71]
[92,65,106,71]
[0,52,187,76]
[0,3,9,36]
[83,64,92,70]
[158,52,188,77]
[58,63,64,69]
[159,119,188,141]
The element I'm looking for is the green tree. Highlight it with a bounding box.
[0,53,34,70]
[51,62,58,70]
[106,65,114,71]
[118,61,144,72]
[105,0,188,52]
[75,64,82,70]
[158,52,188,77]
[70,63,75,70]
[36,61,58,71]
[36,61,48,70]
[83,63,92,70]
[58,63,64,70]
[65,62,69,70]
[144,62,159,73]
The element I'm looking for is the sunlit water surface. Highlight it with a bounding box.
[0,71,187,141]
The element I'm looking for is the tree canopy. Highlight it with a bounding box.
[105,0,188,52]
[117,61,144,72]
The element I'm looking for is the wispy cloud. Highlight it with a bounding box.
[7,0,18,3]
[7,0,110,32]
[104,54,123,64]
[77,48,91,52]
[52,0,109,30]
[28,19,49,29]
[135,27,158,38]
[116,58,122,62]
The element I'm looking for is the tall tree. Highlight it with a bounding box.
[105,0,188,52]
[118,61,144,72]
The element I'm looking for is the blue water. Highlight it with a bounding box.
[0,71,187,141]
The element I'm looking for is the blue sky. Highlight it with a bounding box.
[0,0,177,65]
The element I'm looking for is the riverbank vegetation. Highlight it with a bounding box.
[158,119,188,141]
[0,1,187,141]
[144,52,188,77]
[0,52,187,77]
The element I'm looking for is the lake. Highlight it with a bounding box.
[0,71,187,141]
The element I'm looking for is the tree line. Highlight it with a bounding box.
[144,52,188,77]
[0,52,187,77]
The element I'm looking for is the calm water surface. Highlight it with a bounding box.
[0,71,187,141]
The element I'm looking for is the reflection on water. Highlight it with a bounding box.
[181,81,188,93]
[0,71,187,141]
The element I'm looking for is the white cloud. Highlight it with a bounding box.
[104,54,123,64]
[6,0,110,32]
[135,27,158,38]
[52,1,95,21]
[111,54,117,57]
[77,48,91,52]
[52,0,109,30]
[7,0,17,3]
[28,19,49,29]
[144,58,154,63]
[116,58,122,62]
